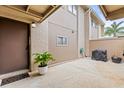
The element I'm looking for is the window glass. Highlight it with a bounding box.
[73,6,77,15]
[68,5,73,13]
[57,37,63,44]
[93,22,96,28]
[91,19,94,27]
[63,37,67,44]
[57,36,68,46]
[67,5,77,15]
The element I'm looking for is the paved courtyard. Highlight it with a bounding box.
[2,58,124,88]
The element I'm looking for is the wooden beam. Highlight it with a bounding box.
[107,7,124,20]
[51,5,56,8]
[39,5,61,23]
[99,5,108,18]
[0,6,33,23]
[0,5,42,23]
[28,9,44,17]
[42,6,53,16]
[26,5,44,18]
[26,5,31,13]
[4,5,42,18]
[100,5,124,20]
[2,5,61,23]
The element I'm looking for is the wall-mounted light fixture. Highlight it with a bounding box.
[72,30,75,33]
[31,22,36,28]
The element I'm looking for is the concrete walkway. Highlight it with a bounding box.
[2,58,124,88]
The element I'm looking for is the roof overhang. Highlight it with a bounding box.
[80,5,104,25]
[91,9,105,25]
[99,5,124,20]
[80,5,90,11]
[0,5,61,23]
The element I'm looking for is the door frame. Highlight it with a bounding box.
[27,24,31,71]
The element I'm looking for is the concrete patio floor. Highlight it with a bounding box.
[1,58,124,88]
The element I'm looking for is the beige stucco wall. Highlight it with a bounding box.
[48,6,78,63]
[89,26,99,40]
[89,38,124,60]
[47,6,77,31]
[30,5,86,70]
[30,20,48,71]
[78,6,85,57]
[30,6,79,70]
[48,22,78,63]
[84,10,91,57]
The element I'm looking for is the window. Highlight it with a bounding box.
[57,35,68,46]
[68,5,73,13]
[91,19,94,27]
[91,19,97,28]
[73,6,77,15]
[67,5,77,15]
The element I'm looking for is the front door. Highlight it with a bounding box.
[0,18,29,74]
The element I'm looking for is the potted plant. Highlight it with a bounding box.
[33,51,54,75]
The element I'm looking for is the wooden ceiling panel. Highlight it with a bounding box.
[0,6,40,23]
[100,5,124,20]
[29,5,50,14]
[10,5,27,11]
[105,5,124,12]
[0,5,61,23]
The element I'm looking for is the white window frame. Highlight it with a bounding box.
[67,5,77,15]
[68,5,73,13]
[56,35,69,47]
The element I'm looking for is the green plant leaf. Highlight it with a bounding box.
[116,27,124,32]
[104,21,124,37]
[33,51,55,67]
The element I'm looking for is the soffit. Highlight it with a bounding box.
[100,5,124,20]
[0,5,61,23]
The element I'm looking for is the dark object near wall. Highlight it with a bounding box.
[92,49,107,62]
[111,56,122,63]
[1,73,29,86]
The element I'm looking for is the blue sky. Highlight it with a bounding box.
[91,5,124,28]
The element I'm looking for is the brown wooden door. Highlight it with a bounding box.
[0,18,29,74]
